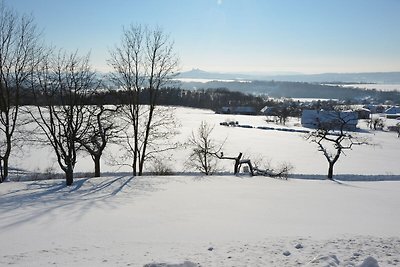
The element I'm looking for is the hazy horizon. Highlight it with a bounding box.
[180,68,400,76]
[6,0,400,74]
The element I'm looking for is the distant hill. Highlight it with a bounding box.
[178,69,254,80]
[178,69,400,83]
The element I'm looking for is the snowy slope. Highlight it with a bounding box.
[1,175,399,266]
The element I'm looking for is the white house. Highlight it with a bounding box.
[301,110,358,130]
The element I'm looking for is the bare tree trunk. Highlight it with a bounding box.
[0,134,12,182]
[234,153,243,174]
[131,109,139,176]
[138,158,144,176]
[327,162,334,180]
[204,152,209,175]
[66,165,73,186]
[94,155,101,177]
[132,154,137,176]
[2,157,8,182]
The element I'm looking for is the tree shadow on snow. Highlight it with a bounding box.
[290,173,400,182]
[0,175,163,229]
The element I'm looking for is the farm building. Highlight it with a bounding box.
[362,104,386,114]
[385,106,400,119]
[356,108,371,119]
[219,106,257,115]
[260,106,276,116]
[301,110,358,130]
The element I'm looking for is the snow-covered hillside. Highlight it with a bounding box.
[1,175,399,266]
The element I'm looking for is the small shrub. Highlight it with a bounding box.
[149,159,174,176]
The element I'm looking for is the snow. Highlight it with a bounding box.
[2,107,400,266]
[1,175,400,266]
[11,107,400,178]
[342,83,400,92]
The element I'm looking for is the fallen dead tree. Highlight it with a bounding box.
[216,152,292,179]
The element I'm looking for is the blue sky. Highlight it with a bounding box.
[6,0,400,74]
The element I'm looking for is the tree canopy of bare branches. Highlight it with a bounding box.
[0,3,42,182]
[305,111,370,180]
[187,121,224,175]
[76,104,121,177]
[108,24,179,176]
[29,51,96,185]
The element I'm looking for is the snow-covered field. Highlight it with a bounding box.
[10,107,400,178]
[342,83,400,92]
[1,107,400,266]
[1,175,400,266]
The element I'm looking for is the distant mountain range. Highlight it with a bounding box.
[178,69,400,84]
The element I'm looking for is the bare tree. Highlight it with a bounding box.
[0,3,42,182]
[366,116,385,130]
[305,112,369,180]
[117,105,180,174]
[108,24,179,176]
[187,121,224,175]
[274,106,291,125]
[29,51,95,186]
[76,104,121,177]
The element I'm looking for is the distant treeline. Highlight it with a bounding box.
[19,87,269,111]
[155,88,268,111]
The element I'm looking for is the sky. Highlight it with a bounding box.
[5,0,400,74]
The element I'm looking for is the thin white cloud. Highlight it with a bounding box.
[217,0,223,5]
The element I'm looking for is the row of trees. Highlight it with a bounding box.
[16,85,270,112]
[0,3,178,185]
